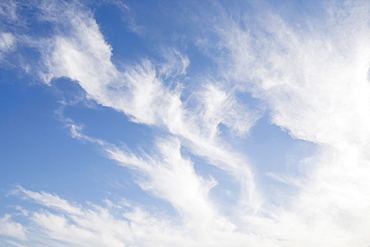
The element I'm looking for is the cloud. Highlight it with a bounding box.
[0,32,15,61]
[4,240,27,247]
[217,0,370,147]
[106,138,221,227]
[2,0,370,246]
[0,214,26,241]
[0,1,18,22]
[59,120,244,236]
[10,187,255,247]
[208,0,370,245]
[0,33,15,51]
[158,49,190,78]
[12,187,134,247]
[34,0,262,210]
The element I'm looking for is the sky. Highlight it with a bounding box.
[0,0,369,246]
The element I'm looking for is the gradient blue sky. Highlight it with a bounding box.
[0,0,369,246]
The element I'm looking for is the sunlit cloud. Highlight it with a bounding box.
[1,0,369,246]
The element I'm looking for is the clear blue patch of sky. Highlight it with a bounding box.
[240,114,317,204]
[245,114,316,175]
[0,73,133,211]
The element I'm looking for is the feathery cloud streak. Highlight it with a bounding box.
[1,0,369,246]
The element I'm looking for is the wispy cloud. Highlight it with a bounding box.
[1,0,370,246]
[211,0,370,245]
[34,0,262,210]
[11,186,252,247]
[0,214,26,241]
[217,0,370,147]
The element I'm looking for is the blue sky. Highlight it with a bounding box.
[0,0,369,246]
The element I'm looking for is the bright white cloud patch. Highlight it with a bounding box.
[0,33,15,51]
[1,0,370,246]
[0,214,26,241]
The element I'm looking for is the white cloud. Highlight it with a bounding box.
[218,0,370,148]
[59,122,242,238]
[0,32,16,61]
[158,49,190,78]
[0,214,26,241]
[0,1,18,22]
[36,0,262,211]
[0,33,15,51]
[211,0,370,245]
[14,186,83,216]
[4,240,27,247]
[11,187,248,247]
[2,0,370,246]
[106,138,222,228]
